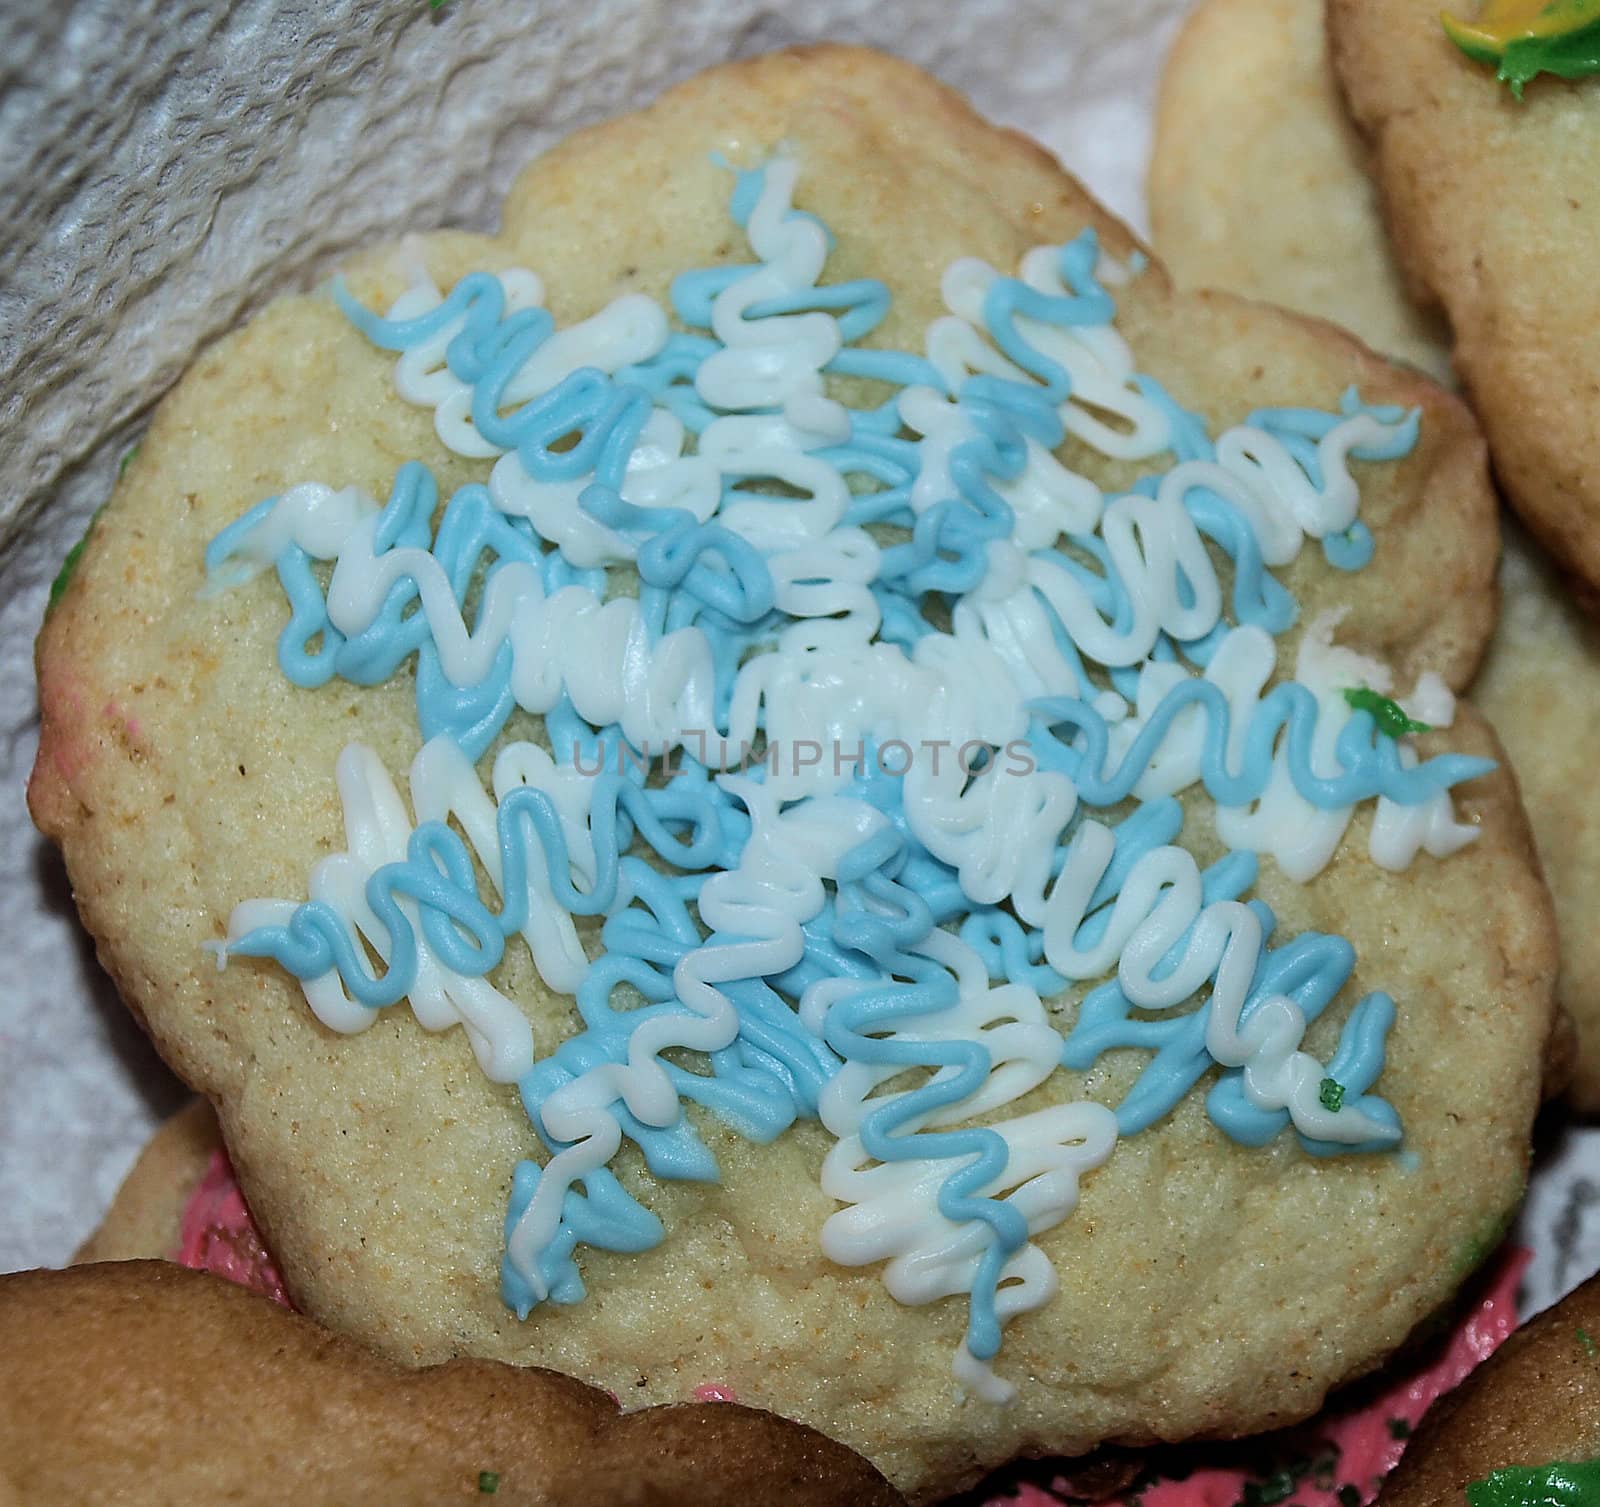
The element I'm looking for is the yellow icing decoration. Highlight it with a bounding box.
[1443,0,1600,59]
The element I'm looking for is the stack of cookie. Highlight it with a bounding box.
[4,38,1574,1507]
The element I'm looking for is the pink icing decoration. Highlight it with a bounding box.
[174,1148,293,1309]
[982,1247,1529,1507]
[693,1383,739,1403]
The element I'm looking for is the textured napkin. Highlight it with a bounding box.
[3,0,1595,1327]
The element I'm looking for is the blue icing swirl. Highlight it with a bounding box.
[1027,681,1492,811]
[202,151,1490,1391]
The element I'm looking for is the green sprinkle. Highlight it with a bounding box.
[118,441,140,478]
[1319,1077,1346,1113]
[1386,1417,1412,1441]
[1338,1487,1362,1507]
[1242,1471,1298,1507]
[478,1471,499,1494]
[1342,687,1431,739]
[1579,1327,1598,1359]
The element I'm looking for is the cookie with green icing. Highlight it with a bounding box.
[1331,0,1600,606]
[1377,1271,1600,1504]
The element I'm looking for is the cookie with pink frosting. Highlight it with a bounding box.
[76,1099,286,1306]
[1376,1269,1600,1506]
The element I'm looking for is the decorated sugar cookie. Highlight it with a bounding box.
[30,47,1556,1503]
[1377,1268,1600,1505]
[1330,0,1600,602]
[74,1102,1532,1507]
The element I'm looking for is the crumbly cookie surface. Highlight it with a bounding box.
[1151,0,1600,1111]
[30,45,1554,1503]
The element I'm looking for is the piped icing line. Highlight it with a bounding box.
[805,834,1119,1403]
[203,150,1492,1396]
[209,741,538,1083]
[207,471,1484,814]
[504,780,884,1305]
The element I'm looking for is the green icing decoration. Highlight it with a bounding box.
[1466,1459,1600,1506]
[50,442,134,614]
[1496,21,1600,95]
[47,503,108,614]
[1342,687,1431,738]
[1443,2,1600,96]
[1319,1077,1347,1113]
[48,538,90,612]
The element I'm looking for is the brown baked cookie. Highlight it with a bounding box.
[73,1096,292,1304]
[1149,0,1600,1112]
[29,44,1555,1503]
[0,1262,902,1507]
[1328,0,1600,603]
[1377,1274,1600,1505]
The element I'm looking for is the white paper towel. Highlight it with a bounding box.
[4,0,1596,1327]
